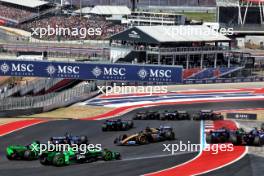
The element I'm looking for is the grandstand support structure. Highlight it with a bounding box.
[239,0,264,25]
[216,0,264,27]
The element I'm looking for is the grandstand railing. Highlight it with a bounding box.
[0,81,98,111]
[0,78,63,98]
[111,45,230,54]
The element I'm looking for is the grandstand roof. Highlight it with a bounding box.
[90,5,131,16]
[111,25,231,44]
[216,0,239,6]
[74,7,92,14]
[0,0,49,8]
[217,0,264,6]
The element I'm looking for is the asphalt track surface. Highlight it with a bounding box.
[1,100,264,176]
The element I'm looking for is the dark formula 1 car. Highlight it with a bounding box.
[6,141,40,160]
[49,133,88,145]
[114,126,175,145]
[40,148,121,167]
[161,110,190,120]
[102,119,133,131]
[243,128,264,146]
[193,110,224,120]
[133,111,160,120]
[206,128,245,145]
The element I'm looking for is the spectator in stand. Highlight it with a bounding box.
[0,4,34,21]
[18,15,127,40]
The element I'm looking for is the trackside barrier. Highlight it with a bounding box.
[0,81,99,111]
[183,77,264,84]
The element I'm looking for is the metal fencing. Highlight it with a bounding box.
[0,81,98,111]
[0,78,62,98]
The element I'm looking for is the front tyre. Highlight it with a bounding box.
[103,151,113,161]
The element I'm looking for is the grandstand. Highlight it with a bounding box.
[17,15,126,40]
[126,11,186,26]
[216,0,264,34]
[70,0,216,7]
[109,25,256,80]
[0,0,55,25]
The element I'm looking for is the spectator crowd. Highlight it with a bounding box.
[0,4,34,21]
[19,15,127,40]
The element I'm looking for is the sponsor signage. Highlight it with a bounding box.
[128,30,140,39]
[0,59,182,83]
[226,113,257,120]
[184,77,264,84]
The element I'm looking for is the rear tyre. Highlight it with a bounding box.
[80,135,88,144]
[229,134,238,145]
[24,150,35,160]
[206,134,212,144]
[39,156,49,165]
[253,136,261,146]
[53,154,65,167]
[138,135,148,145]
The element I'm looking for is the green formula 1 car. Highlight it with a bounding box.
[6,141,40,160]
[39,148,121,167]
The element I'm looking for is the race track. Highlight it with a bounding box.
[0,100,264,176]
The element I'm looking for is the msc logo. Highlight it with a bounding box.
[137,69,148,79]
[92,67,126,78]
[0,62,10,74]
[46,65,80,76]
[58,65,79,74]
[150,69,171,78]
[46,65,56,76]
[92,66,102,78]
[137,69,172,80]
[11,63,34,72]
[103,67,126,76]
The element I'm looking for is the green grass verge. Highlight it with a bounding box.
[179,12,216,22]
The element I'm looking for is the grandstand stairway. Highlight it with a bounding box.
[116,50,146,63]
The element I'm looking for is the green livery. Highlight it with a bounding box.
[39,148,121,167]
[6,141,40,160]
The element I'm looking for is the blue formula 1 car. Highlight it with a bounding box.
[243,128,264,146]
[102,119,133,131]
[49,133,89,145]
[206,128,245,145]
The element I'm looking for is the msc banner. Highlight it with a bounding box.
[0,59,182,83]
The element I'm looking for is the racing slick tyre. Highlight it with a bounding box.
[206,134,212,144]
[53,154,65,167]
[218,115,224,120]
[80,135,88,144]
[253,136,262,146]
[138,135,148,145]
[160,116,166,121]
[39,156,49,165]
[229,134,238,145]
[165,132,175,140]
[103,151,113,161]
[128,121,134,128]
[6,153,16,160]
[102,125,107,131]
[122,123,128,131]
[24,150,35,160]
